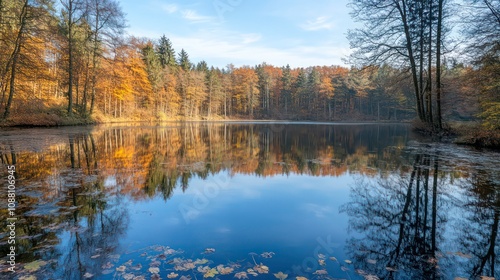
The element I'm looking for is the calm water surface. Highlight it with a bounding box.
[0,123,498,280]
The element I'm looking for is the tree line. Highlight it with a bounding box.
[0,0,498,129]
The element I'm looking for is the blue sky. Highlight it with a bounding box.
[119,0,354,68]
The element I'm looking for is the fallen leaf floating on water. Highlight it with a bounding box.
[318,259,326,266]
[366,259,377,264]
[116,266,127,272]
[356,269,367,276]
[385,267,398,272]
[479,277,495,280]
[198,266,210,273]
[454,278,468,280]
[148,267,160,274]
[18,276,37,280]
[151,274,161,280]
[83,273,94,278]
[216,264,234,275]
[329,257,337,262]
[102,262,113,269]
[253,264,269,274]
[247,268,258,276]
[123,274,135,280]
[317,254,326,259]
[90,254,100,259]
[274,271,288,280]
[131,264,142,271]
[194,258,209,265]
[204,248,216,254]
[203,268,219,278]
[133,276,146,280]
[344,260,352,264]
[234,272,249,279]
[364,275,381,280]
[24,260,48,272]
[150,260,161,267]
[313,270,328,275]
[179,276,192,280]
[296,277,308,280]
[102,269,114,275]
[261,252,275,258]
[183,262,196,270]
[165,248,177,255]
[167,272,179,278]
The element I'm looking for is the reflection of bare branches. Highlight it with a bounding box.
[341,152,448,279]
[453,169,499,279]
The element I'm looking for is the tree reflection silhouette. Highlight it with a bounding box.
[453,168,499,279]
[341,151,446,279]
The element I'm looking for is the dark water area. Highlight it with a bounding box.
[0,123,498,280]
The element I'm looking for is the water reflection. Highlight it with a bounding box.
[0,123,497,279]
[341,145,499,280]
[453,168,499,279]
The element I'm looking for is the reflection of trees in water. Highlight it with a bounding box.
[53,134,130,280]
[137,124,410,198]
[341,152,449,279]
[0,134,130,279]
[452,169,499,279]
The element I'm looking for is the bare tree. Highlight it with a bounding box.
[348,0,448,129]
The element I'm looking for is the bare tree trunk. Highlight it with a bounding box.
[426,0,434,125]
[436,0,443,129]
[396,1,424,122]
[3,0,28,119]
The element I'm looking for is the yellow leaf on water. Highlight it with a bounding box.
[254,264,269,274]
[203,268,219,278]
[274,271,288,280]
[296,277,308,280]
[216,264,234,275]
[19,276,37,280]
[148,267,160,274]
[313,270,328,275]
[24,260,47,272]
[234,272,249,279]
[344,259,352,264]
[167,272,179,278]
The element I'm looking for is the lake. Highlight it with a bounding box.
[0,123,498,280]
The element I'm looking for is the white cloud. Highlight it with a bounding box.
[300,16,335,31]
[302,203,332,218]
[168,30,350,67]
[181,9,214,23]
[242,33,261,44]
[161,3,178,14]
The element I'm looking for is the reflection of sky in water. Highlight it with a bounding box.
[123,172,355,275]
[2,124,499,280]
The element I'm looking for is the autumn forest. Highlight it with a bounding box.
[0,0,498,138]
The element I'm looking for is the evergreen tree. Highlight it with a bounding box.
[178,49,191,71]
[157,35,176,68]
